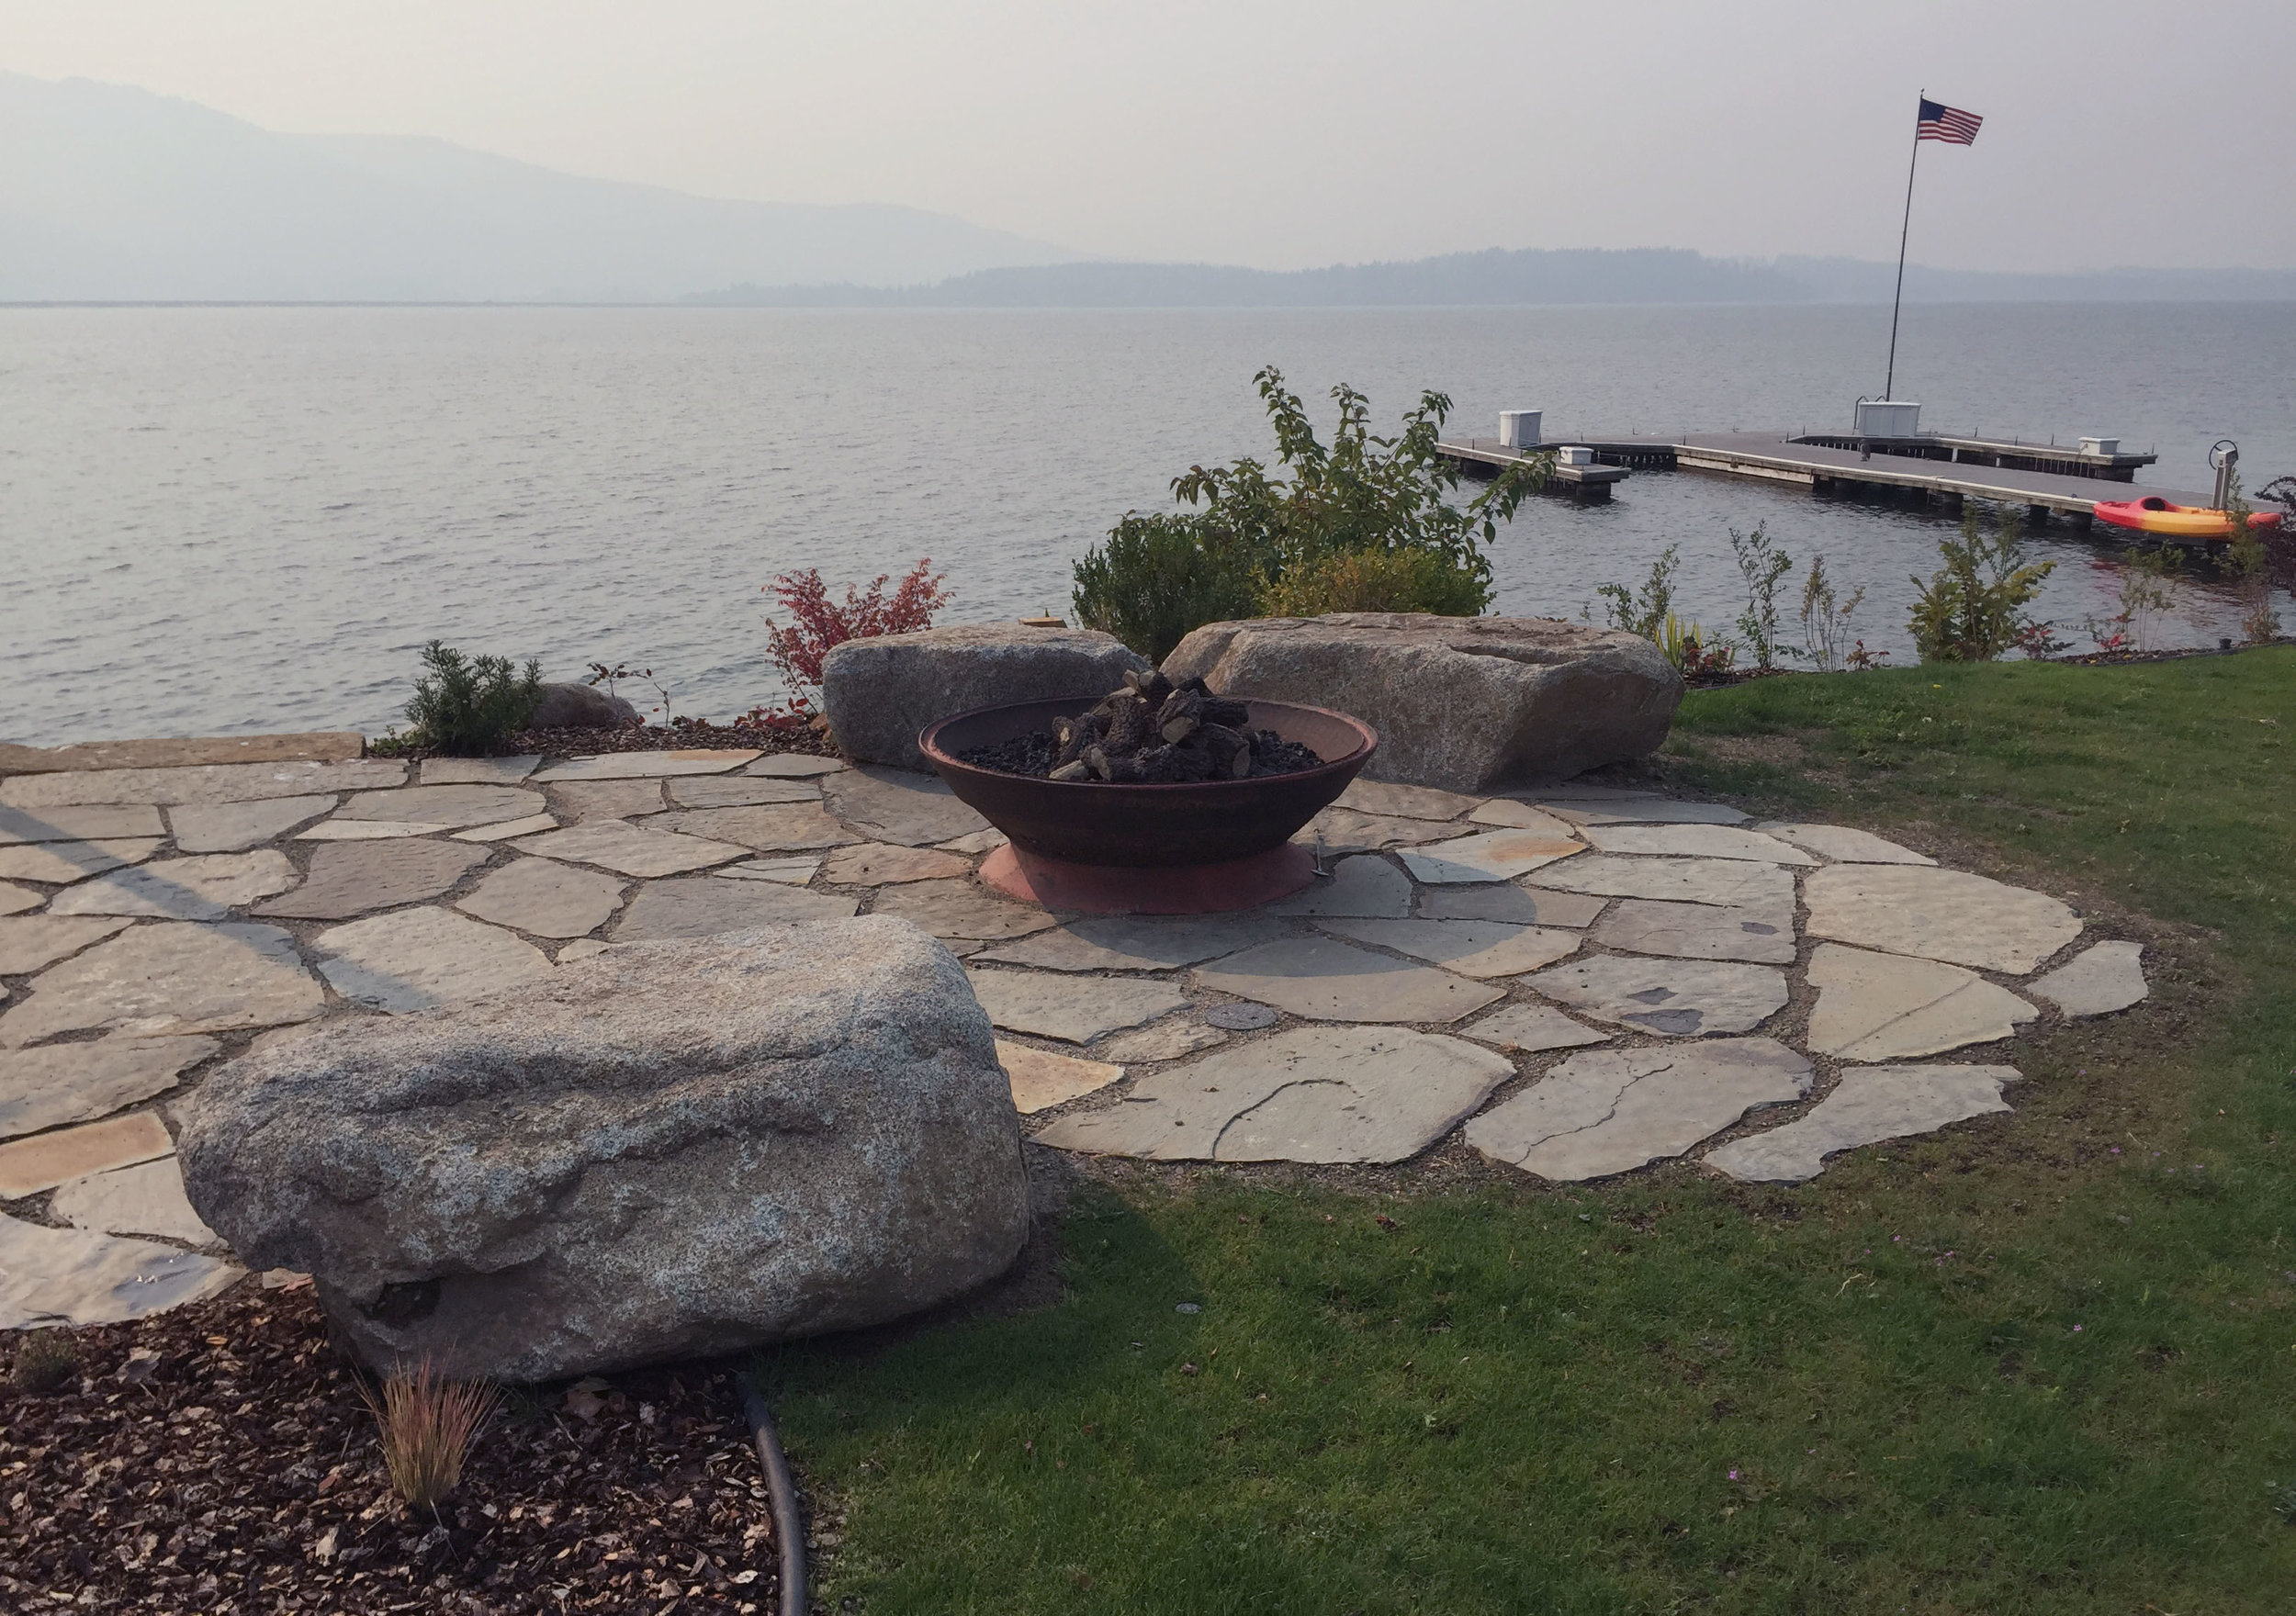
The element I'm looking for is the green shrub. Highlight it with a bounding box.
[10,1328,76,1394]
[1908,507,2055,662]
[1071,513,1263,665]
[1257,544,1488,617]
[1594,543,1679,640]
[404,640,544,755]
[1072,366,1548,659]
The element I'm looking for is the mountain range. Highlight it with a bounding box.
[6,73,2292,307]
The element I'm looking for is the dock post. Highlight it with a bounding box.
[2027,503,2049,526]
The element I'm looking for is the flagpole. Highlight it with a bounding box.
[1883,94,1923,402]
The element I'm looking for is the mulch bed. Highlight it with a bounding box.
[1,1285,788,1615]
[377,720,842,765]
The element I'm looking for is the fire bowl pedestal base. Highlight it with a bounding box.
[979,841,1316,916]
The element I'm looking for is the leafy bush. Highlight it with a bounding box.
[1070,514,1262,665]
[1594,544,1680,640]
[763,559,948,715]
[1797,554,1869,671]
[404,641,544,755]
[2223,472,2284,644]
[1072,366,1548,658]
[1907,507,2055,663]
[1729,523,1794,669]
[1257,544,1489,618]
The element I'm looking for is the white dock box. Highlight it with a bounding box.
[1553,445,1595,466]
[2079,436,2120,456]
[1854,399,1922,438]
[1499,410,1542,449]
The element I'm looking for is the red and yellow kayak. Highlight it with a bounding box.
[2092,496,2281,541]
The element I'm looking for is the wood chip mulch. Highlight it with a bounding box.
[1,1284,789,1615]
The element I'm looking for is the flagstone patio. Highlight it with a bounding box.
[0,733,2146,1332]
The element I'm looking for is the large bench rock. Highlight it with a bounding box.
[1164,613,1682,792]
[177,918,1026,1382]
[822,625,1148,769]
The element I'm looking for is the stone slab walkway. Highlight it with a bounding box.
[0,741,2149,1331]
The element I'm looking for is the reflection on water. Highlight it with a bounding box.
[2,302,2290,745]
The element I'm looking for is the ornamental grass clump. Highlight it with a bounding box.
[404,640,544,754]
[359,1356,500,1514]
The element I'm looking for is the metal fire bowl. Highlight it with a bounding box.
[920,698,1379,869]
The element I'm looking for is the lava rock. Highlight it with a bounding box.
[528,682,641,729]
[821,625,1149,769]
[176,917,1027,1381]
[1162,613,1682,791]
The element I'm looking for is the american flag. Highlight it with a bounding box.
[1917,97,1983,145]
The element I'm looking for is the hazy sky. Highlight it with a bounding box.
[9,0,2293,272]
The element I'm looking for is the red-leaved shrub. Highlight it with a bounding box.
[762,560,949,715]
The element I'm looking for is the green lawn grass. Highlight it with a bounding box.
[760,649,2296,1614]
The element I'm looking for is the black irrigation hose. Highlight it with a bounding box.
[737,1373,808,1616]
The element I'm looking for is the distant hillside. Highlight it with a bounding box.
[0,73,1082,302]
[688,250,2296,309]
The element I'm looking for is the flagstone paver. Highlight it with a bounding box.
[0,1213,241,1329]
[298,819,453,840]
[0,758,404,809]
[1304,808,1461,851]
[997,1041,1125,1114]
[967,969,1191,1044]
[452,813,560,843]
[2028,940,2147,1017]
[1033,1026,1513,1163]
[611,876,859,940]
[0,803,169,844]
[513,819,750,878]
[531,749,759,780]
[1578,824,1817,864]
[822,843,975,885]
[1594,898,1797,964]
[1193,937,1503,1024]
[974,915,1286,973]
[1334,780,1480,821]
[257,840,489,920]
[1400,829,1585,884]
[1804,864,2082,975]
[1705,1064,2020,1184]
[456,858,628,938]
[716,856,824,885]
[1464,1038,1811,1182]
[330,783,546,830]
[1094,1019,1231,1062]
[420,756,542,784]
[1314,916,1581,979]
[167,796,335,853]
[1465,800,1580,835]
[650,803,861,852]
[938,828,1007,856]
[312,907,553,1013]
[1525,853,1797,910]
[1757,823,1934,865]
[0,923,323,1047]
[551,780,669,821]
[0,838,165,885]
[1264,855,1412,918]
[1806,944,2036,1060]
[870,879,1060,941]
[51,851,298,920]
[1533,796,1750,827]
[668,775,823,808]
[0,915,136,975]
[0,1035,218,1139]
[1456,1002,1611,1053]
[745,754,847,778]
[556,938,613,964]
[823,766,992,847]
[0,1111,176,1198]
[51,1157,220,1246]
[0,881,40,916]
[1525,955,1788,1037]
[1416,883,1607,927]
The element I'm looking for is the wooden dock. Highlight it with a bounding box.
[1438,431,2217,530]
[1445,440,1627,502]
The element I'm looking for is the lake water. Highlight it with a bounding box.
[4,302,2291,746]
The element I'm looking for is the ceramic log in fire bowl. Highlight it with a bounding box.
[919,697,1378,915]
